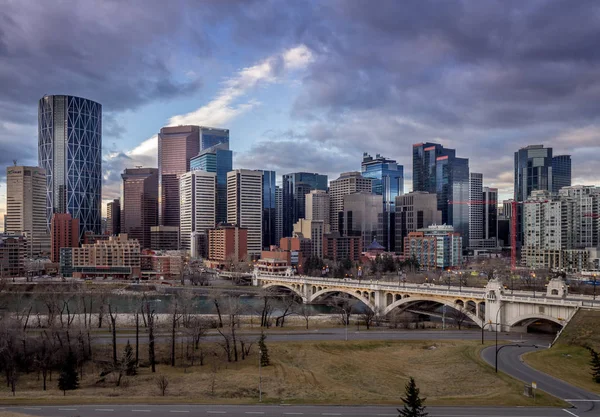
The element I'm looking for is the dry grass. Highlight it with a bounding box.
[0,340,564,407]
[0,412,35,417]
[556,308,600,350]
[524,344,600,395]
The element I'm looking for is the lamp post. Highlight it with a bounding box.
[481,321,495,345]
[341,307,349,341]
[594,274,597,306]
[495,303,508,373]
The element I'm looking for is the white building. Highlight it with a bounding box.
[227,169,263,256]
[305,190,330,232]
[329,172,372,233]
[275,186,283,245]
[179,171,216,251]
[293,218,325,258]
[5,165,49,257]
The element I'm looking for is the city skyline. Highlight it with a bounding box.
[2,2,600,224]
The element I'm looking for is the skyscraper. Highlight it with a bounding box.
[199,127,229,151]
[38,95,102,241]
[179,171,216,251]
[342,192,383,250]
[261,170,277,249]
[305,190,330,231]
[483,187,498,245]
[227,169,263,256]
[275,186,283,244]
[6,165,49,257]
[436,154,469,247]
[329,172,372,233]
[106,199,120,235]
[413,143,455,194]
[121,168,158,249]
[282,172,328,238]
[361,153,404,251]
[552,155,572,193]
[158,125,200,227]
[514,145,553,249]
[468,172,483,247]
[395,192,441,253]
[190,142,232,224]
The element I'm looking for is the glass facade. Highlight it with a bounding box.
[262,170,277,248]
[361,153,404,251]
[436,156,469,248]
[552,155,571,193]
[413,143,454,194]
[200,127,229,151]
[38,95,102,242]
[121,168,159,249]
[282,172,328,238]
[190,142,232,224]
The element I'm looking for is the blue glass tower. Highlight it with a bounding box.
[361,153,404,251]
[190,142,232,224]
[282,172,328,238]
[261,170,277,248]
[38,95,102,242]
[200,127,229,151]
[436,155,469,248]
[552,155,571,193]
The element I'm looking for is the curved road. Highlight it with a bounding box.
[482,345,600,415]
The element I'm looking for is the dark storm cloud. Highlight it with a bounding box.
[0,0,205,124]
[234,0,600,193]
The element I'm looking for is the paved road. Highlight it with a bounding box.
[97,328,552,345]
[0,404,584,417]
[482,345,600,415]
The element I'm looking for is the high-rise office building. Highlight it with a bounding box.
[552,155,572,193]
[0,234,26,277]
[261,170,277,249]
[413,143,455,194]
[199,127,229,151]
[121,168,159,249]
[342,192,383,251]
[436,154,469,247]
[395,192,441,253]
[468,173,483,246]
[483,187,498,245]
[329,172,372,233]
[106,199,120,235]
[282,172,328,238]
[514,144,553,249]
[305,190,330,231]
[404,225,462,270]
[179,171,216,251]
[5,165,49,257]
[158,125,200,227]
[50,213,79,263]
[38,95,102,241]
[293,219,325,258]
[361,153,404,251]
[275,186,283,244]
[190,141,232,224]
[227,169,263,256]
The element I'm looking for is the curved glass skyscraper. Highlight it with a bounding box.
[38,95,102,242]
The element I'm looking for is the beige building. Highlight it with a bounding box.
[329,172,372,233]
[5,166,49,257]
[395,192,442,253]
[305,190,330,232]
[68,234,141,279]
[180,171,217,250]
[293,218,325,258]
[227,169,263,256]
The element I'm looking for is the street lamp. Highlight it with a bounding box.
[341,307,349,341]
[495,303,508,373]
[593,274,597,306]
[258,348,262,402]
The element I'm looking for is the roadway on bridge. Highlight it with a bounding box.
[0,404,585,417]
[482,345,600,415]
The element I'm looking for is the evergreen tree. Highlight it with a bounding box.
[123,341,137,376]
[397,377,428,417]
[58,351,79,395]
[258,333,270,367]
[589,347,600,383]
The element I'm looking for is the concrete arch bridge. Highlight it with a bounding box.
[253,272,599,332]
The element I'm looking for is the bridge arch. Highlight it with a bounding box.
[262,283,306,302]
[383,296,483,328]
[309,288,375,311]
[507,313,564,328]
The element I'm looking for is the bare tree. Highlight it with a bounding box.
[257,288,275,328]
[145,301,157,373]
[275,295,298,328]
[328,294,358,326]
[294,304,313,330]
[208,289,224,328]
[360,308,376,330]
[156,375,169,396]
[108,304,118,366]
[450,305,470,330]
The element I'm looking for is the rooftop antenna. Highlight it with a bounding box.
[13,160,17,166]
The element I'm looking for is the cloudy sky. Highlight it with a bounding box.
[1,0,600,224]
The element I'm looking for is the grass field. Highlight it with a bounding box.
[523,308,600,394]
[0,340,563,407]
